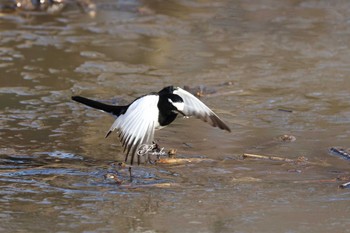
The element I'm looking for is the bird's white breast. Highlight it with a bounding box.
[109,94,160,135]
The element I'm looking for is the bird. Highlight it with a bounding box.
[72,86,231,165]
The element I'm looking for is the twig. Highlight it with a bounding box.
[242,152,332,168]
[242,153,295,162]
[157,158,214,164]
[293,179,338,184]
[278,108,293,113]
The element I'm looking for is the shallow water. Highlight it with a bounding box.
[1,0,350,232]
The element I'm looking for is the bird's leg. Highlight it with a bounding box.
[128,166,133,182]
[151,141,158,149]
[151,141,162,162]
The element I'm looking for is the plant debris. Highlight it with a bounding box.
[242,152,330,167]
[276,134,296,142]
[339,181,350,189]
[104,172,123,185]
[329,147,350,160]
[156,157,213,164]
[278,108,293,113]
[242,153,295,162]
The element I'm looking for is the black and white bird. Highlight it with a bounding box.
[72,86,230,165]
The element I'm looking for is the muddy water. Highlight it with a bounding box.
[1,0,350,232]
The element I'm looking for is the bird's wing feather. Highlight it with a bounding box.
[173,87,231,132]
[106,95,159,164]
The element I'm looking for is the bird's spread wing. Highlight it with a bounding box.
[106,95,159,164]
[173,87,231,132]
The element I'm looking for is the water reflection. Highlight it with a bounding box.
[1,0,350,232]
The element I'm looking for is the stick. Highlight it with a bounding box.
[242,153,295,162]
[242,153,330,167]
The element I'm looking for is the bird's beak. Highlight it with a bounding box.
[176,110,186,116]
[173,109,186,116]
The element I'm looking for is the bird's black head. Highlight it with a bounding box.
[158,86,176,95]
[158,93,185,116]
[168,94,185,113]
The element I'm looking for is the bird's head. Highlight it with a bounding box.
[167,95,185,116]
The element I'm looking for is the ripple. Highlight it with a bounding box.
[0,87,33,96]
[75,60,151,74]
[44,151,84,160]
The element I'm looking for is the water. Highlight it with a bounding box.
[1,0,350,232]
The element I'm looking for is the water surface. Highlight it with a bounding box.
[1,0,350,232]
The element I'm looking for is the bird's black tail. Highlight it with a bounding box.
[72,96,127,116]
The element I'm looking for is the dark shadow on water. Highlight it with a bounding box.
[0,151,179,196]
